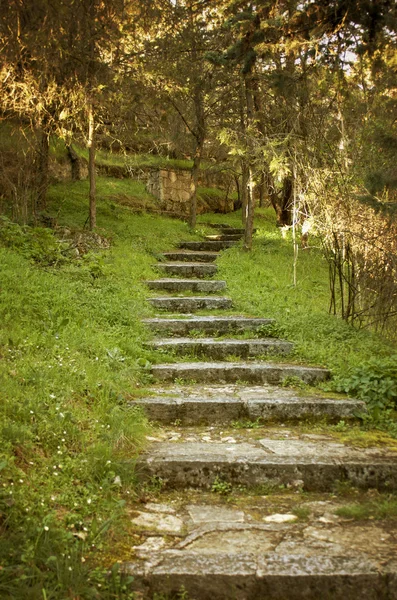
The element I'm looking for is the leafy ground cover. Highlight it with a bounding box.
[0,185,202,599]
[198,209,397,431]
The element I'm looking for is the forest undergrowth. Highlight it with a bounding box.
[0,183,396,598]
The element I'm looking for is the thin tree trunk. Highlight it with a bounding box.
[189,143,202,229]
[88,101,96,230]
[241,161,249,225]
[244,166,255,251]
[243,73,255,249]
[67,145,81,181]
[259,171,266,207]
[36,129,49,212]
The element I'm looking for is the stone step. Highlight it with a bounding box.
[205,234,242,241]
[142,316,274,336]
[179,241,237,252]
[132,384,365,424]
[127,551,396,600]
[137,435,397,492]
[151,361,329,385]
[145,279,226,293]
[206,225,256,235]
[205,222,234,229]
[148,337,293,359]
[125,492,397,599]
[161,251,219,262]
[148,297,233,313]
[156,262,218,278]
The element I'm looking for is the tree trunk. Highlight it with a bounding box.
[244,166,255,251]
[36,129,49,212]
[67,145,81,181]
[189,144,202,229]
[189,75,205,229]
[259,171,266,207]
[241,161,249,225]
[88,101,96,230]
[269,175,293,227]
[243,72,256,248]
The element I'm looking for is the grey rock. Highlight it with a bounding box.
[151,361,330,385]
[148,297,233,313]
[125,551,392,599]
[187,505,245,525]
[179,241,237,251]
[205,234,243,241]
[145,279,226,293]
[161,251,219,262]
[131,512,184,534]
[156,262,218,278]
[137,387,363,427]
[142,316,274,336]
[137,440,397,491]
[148,337,293,359]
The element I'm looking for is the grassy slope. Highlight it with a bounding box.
[1,177,396,598]
[0,182,204,599]
[203,209,397,373]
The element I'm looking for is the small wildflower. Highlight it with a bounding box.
[87,498,92,505]
[44,526,49,531]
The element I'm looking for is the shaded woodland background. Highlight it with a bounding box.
[1,0,397,335]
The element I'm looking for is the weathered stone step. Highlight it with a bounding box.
[133,385,365,424]
[156,262,217,278]
[148,297,233,313]
[205,234,242,241]
[145,279,226,293]
[125,489,397,598]
[179,241,236,252]
[206,225,256,235]
[151,361,329,385]
[206,222,234,229]
[138,437,397,492]
[142,316,274,336]
[148,337,293,359]
[126,551,396,600]
[161,251,219,262]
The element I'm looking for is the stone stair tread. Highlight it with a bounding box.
[132,385,365,423]
[148,297,233,313]
[126,550,396,599]
[179,241,237,251]
[205,234,243,241]
[151,361,329,385]
[157,261,218,267]
[145,279,226,292]
[148,337,293,358]
[161,251,220,262]
[156,262,218,279]
[149,336,292,345]
[138,431,397,491]
[142,316,275,335]
[146,279,226,284]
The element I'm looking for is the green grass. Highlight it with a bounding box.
[1,174,397,596]
[0,189,203,598]
[335,497,397,520]
[75,147,195,171]
[212,209,396,375]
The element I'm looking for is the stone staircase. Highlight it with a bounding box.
[126,225,397,599]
